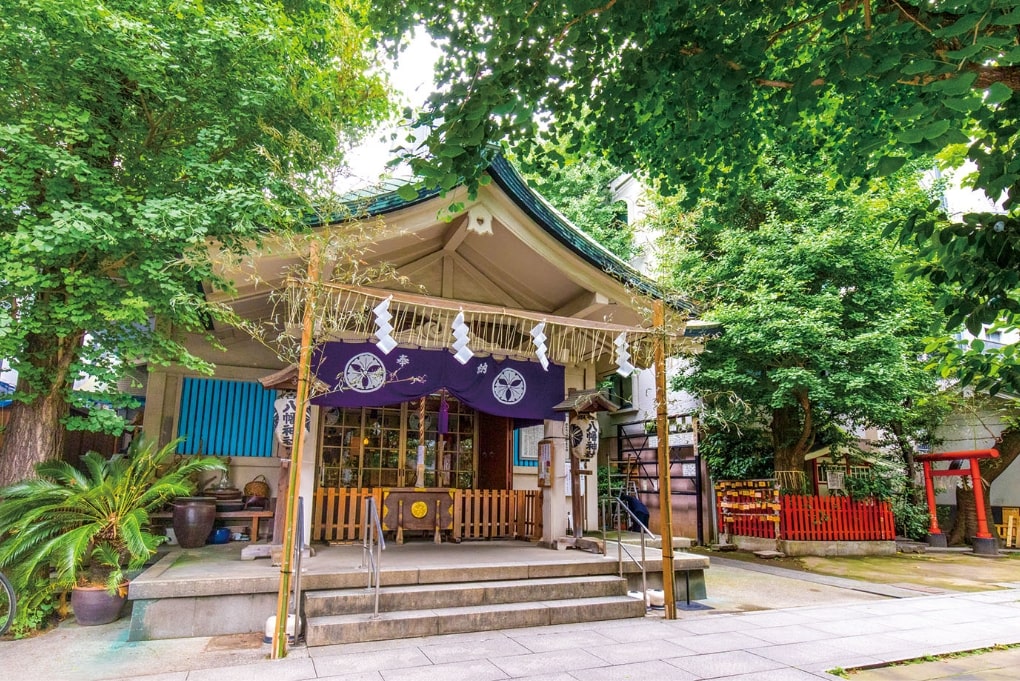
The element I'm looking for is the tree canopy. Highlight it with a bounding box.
[371,0,1019,392]
[657,157,946,476]
[0,0,393,484]
[514,148,637,261]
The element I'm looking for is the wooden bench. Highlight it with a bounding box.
[995,507,1019,547]
[152,509,275,542]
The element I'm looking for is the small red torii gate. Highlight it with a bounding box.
[916,448,999,555]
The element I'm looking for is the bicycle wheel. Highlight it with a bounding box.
[0,571,14,636]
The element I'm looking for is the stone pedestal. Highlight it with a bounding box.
[971,536,999,556]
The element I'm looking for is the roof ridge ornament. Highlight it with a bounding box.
[466,205,493,235]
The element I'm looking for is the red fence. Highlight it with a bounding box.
[716,479,780,539]
[726,512,779,539]
[716,481,895,542]
[780,494,895,541]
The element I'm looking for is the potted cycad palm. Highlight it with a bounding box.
[0,438,224,626]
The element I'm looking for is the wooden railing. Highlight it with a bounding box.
[780,494,895,541]
[725,512,779,539]
[716,486,895,542]
[311,488,383,543]
[452,489,543,541]
[311,488,542,543]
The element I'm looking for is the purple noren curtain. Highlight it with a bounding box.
[311,343,565,420]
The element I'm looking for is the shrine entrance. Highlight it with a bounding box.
[918,448,1000,555]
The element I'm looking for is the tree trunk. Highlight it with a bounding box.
[945,428,1020,545]
[0,331,83,486]
[947,485,978,546]
[771,395,814,491]
[889,421,924,505]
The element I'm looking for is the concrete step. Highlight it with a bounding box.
[304,575,630,617]
[305,595,647,646]
[617,533,693,550]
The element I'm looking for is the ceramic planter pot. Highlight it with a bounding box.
[171,496,217,548]
[71,585,126,626]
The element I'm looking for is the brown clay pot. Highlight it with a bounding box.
[172,496,217,548]
[71,585,127,626]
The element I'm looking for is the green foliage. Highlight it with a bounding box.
[0,439,224,619]
[370,0,1019,394]
[891,495,932,541]
[661,157,945,473]
[0,0,392,471]
[844,469,894,502]
[513,147,637,261]
[372,1,1017,203]
[7,570,57,639]
[894,207,1020,395]
[698,421,775,481]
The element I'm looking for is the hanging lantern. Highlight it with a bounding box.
[273,391,309,447]
[568,414,600,460]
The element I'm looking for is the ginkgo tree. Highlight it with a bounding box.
[0,0,393,485]
[371,0,1020,394]
[658,156,947,477]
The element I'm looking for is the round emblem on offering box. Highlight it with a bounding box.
[410,501,429,518]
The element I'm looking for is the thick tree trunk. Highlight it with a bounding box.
[771,394,814,490]
[945,428,1020,545]
[947,485,979,546]
[0,331,83,486]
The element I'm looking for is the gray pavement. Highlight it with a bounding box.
[850,645,1020,680]
[3,561,1020,680]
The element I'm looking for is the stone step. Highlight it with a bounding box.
[305,595,647,646]
[304,574,630,617]
[618,534,693,550]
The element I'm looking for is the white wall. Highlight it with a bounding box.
[932,402,1019,507]
[610,173,658,273]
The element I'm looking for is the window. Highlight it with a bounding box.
[318,394,477,489]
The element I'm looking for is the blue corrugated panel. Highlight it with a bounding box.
[176,378,276,457]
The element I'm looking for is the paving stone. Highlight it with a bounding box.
[567,659,699,681]
[665,649,786,678]
[377,658,510,681]
[487,648,608,677]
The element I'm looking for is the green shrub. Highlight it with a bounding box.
[0,438,224,635]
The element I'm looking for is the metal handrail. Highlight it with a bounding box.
[601,496,655,604]
[360,496,387,619]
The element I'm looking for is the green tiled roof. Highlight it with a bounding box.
[333,156,696,314]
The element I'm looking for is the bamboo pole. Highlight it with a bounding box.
[271,240,320,659]
[654,299,677,619]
